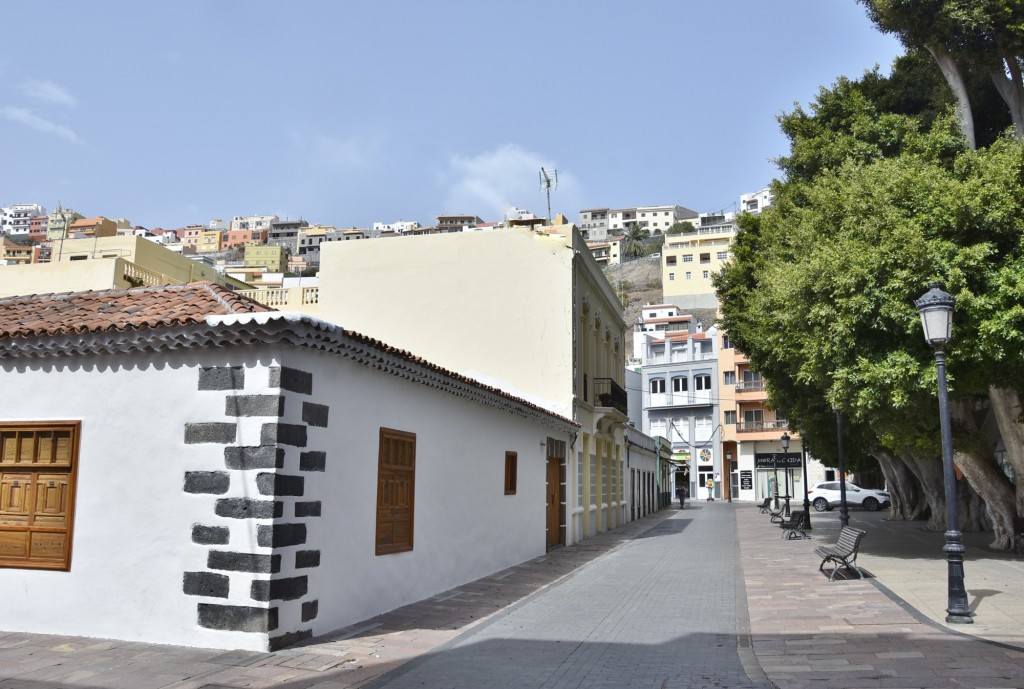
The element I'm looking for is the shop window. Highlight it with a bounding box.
[375,428,416,555]
[0,422,80,570]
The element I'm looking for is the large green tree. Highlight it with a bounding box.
[717,54,1024,546]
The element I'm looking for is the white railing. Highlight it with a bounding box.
[236,286,320,310]
[645,391,713,408]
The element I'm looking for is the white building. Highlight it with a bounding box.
[632,304,722,500]
[1,203,47,237]
[581,205,698,242]
[372,220,420,235]
[0,283,576,651]
[229,215,277,232]
[740,187,773,214]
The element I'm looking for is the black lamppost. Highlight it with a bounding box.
[915,283,972,624]
[801,442,811,529]
[835,408,849,528]
[780,432,792,516]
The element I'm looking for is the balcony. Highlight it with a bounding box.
[737,419,789,433]
[644,350,715,365]
[736,380,765,392]
[593,378,628,416]
[645,391,712,409]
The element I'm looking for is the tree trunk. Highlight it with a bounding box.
[989,51,1024,140]
[952,448,1015,549]
[902,453,945,530]
[926,43,977,150]
[876,450,924,520]
[988,386,1024,515]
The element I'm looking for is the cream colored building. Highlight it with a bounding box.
[0,236,238,298]
[662,211,736,309]
[243,243,287,272]
[316,226,630,546]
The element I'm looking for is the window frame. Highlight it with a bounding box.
[504,451,518,495]
[0,421,81,571]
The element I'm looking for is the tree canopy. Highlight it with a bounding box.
[715,43,1024,542]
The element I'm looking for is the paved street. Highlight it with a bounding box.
[3,502,1024,688]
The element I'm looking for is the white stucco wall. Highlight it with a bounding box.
[0,342,570,650]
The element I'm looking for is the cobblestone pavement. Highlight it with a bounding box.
[740,505,1024,689]
[3,503,1024,688]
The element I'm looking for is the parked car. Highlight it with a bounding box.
[807,481,890,512]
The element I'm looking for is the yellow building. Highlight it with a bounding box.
[196,230,223,254]
[316,226,630,546]
[0,238,34,265]
[243,244,287,273]
[0,236,245,298]
[67,216,117,239]
[661,212,735,308]
[46,208,85,240]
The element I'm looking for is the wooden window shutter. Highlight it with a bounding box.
[375,428,416,556]
[0,422,80,570]
[504,451,517,495]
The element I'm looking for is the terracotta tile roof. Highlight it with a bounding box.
[0,282,274,339]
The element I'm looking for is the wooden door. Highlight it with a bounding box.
[546,457,560,549]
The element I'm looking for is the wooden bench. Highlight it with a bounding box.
[779,510,808,540]
[815,526,867,581]
[757,497,771,514]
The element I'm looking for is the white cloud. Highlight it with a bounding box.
[1,106,80,143]
[441,144,583,221]
[22,80,77,107]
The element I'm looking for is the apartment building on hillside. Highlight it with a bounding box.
[1,203,46,237]
[661,211,736,310]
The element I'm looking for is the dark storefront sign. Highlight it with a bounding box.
[740,470,753,490]
[754,452,802,469]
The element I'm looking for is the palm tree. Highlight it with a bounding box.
[621,222,650,260]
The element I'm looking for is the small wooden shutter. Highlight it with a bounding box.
[375,428,415,556]
[0,423,79,570]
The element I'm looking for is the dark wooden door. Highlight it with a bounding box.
[546,457,560,548]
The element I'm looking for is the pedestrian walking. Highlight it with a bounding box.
[676,485,687,509]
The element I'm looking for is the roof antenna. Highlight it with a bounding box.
[539,168,557,222]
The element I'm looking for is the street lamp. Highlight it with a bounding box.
[834,408,849,528]
[801,441,811,529]
[915,283,972,624]
[780,432,792,517]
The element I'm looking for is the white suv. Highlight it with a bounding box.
[807,481,890,512]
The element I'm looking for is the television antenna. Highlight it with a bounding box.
[539,168,558,222]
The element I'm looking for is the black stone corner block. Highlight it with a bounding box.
[269,366,313,395]
[260,423,307,448]
[198,603,278,633]
[183,571,230,598]
[301,402,329,428]
[299,451,326,473]
[269,629,312,651]
[208,550,282,574]
[256,473,304,497]
[192,524,230,545]
[184,422,237,445]
[215,498,283,520]
[295,501,321,518]
[256,523,307,548]
[225,395,285,418]
[302,600,319,622]
[295,550,320,569]
[225,446,285,471]
[250,575,308,602]
[183,471,230,495]
[199,366,245,391]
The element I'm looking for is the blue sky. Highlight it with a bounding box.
[0,2,903,229]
